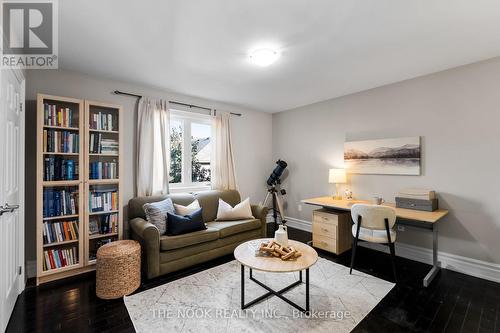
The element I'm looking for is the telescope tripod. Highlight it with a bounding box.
[263,185,286,232]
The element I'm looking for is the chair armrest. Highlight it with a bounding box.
[129,217,160,279]
[251,204,269,237]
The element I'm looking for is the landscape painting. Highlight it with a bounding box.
[344,137,421,175]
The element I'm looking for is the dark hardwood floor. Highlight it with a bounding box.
[7,227,500,332]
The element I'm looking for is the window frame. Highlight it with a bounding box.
[169,109,213,193]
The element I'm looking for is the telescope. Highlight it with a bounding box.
[267,160,287,186]
[263,160,288,231]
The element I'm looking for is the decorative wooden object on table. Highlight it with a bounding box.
[234,238,317,273]
[96,240,140,299]
[36,94,123,285]
[257,240,302,260]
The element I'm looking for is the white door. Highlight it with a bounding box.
[0,68,25,332]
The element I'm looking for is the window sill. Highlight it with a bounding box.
[169,184,211,194]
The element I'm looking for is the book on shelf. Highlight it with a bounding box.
[43,221,79,244]
[100,138,119,154]
[89,190,118,212]
[44,156,78,181]
[89,239,113,261]
[90,112,116,131]
[89,160,118,179]
[44,103,74,128]
[89,214,118,235]
[89,133,118,154]
[101,214,118,234]
[43,129,79,153]
[43,246,78,270]
[89,219,99,235]
[43,189,78,218]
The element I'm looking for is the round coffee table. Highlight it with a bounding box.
[234,238,318,313]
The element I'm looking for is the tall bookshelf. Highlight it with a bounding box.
[84,100,123,266]
[36,94,123,285]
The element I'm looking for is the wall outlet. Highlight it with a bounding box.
[297,204,302,212]
[397,225,405,232]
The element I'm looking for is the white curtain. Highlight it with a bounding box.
[136,98,170,196]
[211,111,237,190]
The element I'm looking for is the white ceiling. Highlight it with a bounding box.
[60,0,500,112]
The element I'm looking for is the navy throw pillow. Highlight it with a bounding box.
[166,208,206,236]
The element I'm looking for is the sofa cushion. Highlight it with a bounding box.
[160,226,219,251]
[174,200,201,215]
[216,198,253,221]
[195,190,241,222]
[129,193,195,220]
[166,208,206,236]
[206,219,261,238]
[143,198,175,235]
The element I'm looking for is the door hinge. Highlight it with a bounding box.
[19,102,23,112]
[18,266,22,275]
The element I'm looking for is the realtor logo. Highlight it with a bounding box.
[1,0,58,69]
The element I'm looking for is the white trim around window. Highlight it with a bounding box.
[169,109,213,192]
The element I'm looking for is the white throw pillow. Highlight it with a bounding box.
[216,198,254,221]
[174,200,201,216]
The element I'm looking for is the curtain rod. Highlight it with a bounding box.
[113,90,242,116]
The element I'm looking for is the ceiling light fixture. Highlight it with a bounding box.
[250,48,280,67]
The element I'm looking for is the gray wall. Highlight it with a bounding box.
[272,57,500,265]
[25,69,273,265]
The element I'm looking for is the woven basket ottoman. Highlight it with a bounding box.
[96,240,141,299]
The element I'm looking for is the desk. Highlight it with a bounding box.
[302,197,449,287]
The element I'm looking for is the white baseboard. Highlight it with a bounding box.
[26,260,36,279]
[285,216,312,232]
[285,216,500,284]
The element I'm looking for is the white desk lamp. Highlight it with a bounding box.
[329,168,346,200]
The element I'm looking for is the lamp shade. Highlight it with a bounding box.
[329,168,346,184]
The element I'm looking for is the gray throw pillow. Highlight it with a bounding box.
[143,198,175,234]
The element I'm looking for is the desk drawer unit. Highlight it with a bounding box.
[313,234,337,253]
[313,210,338,225]
[312,220,337,239]
[312,209,352,254]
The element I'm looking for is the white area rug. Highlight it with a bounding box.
[124,258,394,333]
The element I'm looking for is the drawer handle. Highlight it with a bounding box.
[321,228,329,232]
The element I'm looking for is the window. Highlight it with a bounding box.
[169,110,212,191]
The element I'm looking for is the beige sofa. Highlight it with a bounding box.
[128,189,268,279]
